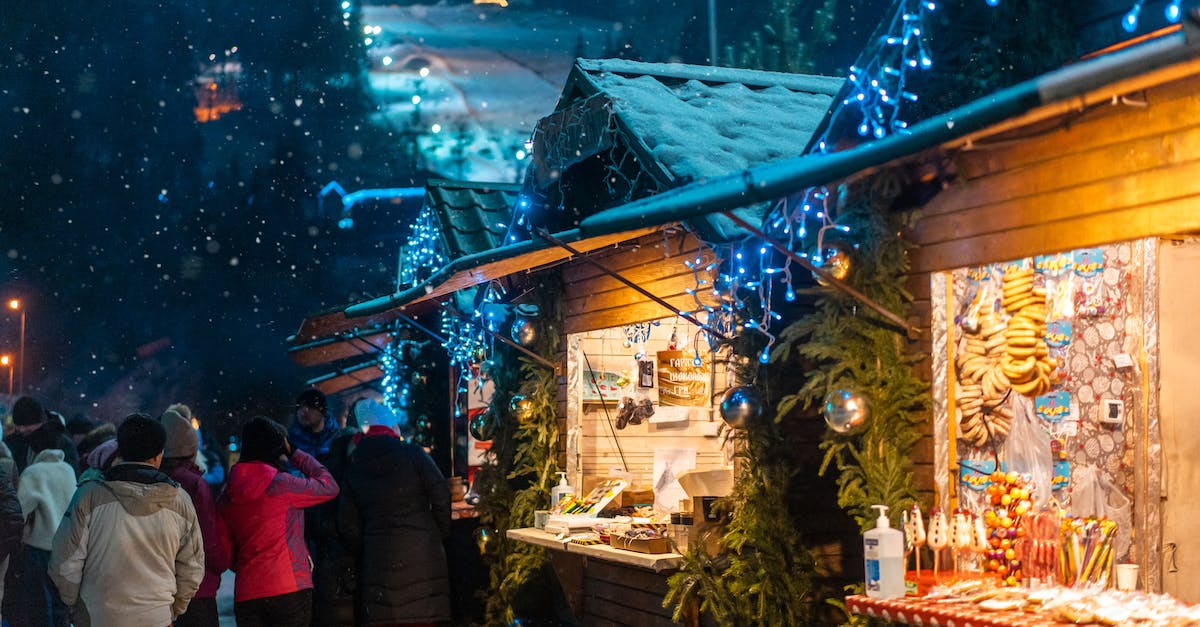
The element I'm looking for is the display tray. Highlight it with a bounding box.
[609,535,671,554]
[847,594,1080,627]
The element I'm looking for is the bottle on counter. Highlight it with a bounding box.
[864,504,905,600]
[550,471,574,509]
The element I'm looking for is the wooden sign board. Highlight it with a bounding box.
[656,350,709,407]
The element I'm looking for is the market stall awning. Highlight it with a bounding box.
[344,225,660,317]
[305,360,384,396]
[289,180,520,369]
[575,29,1200,240]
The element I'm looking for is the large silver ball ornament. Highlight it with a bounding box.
[822,389,869,433]
[510,316,538,347]
[469,410,497,441]
[719,385,764,429]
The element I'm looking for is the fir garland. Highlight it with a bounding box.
[474,278,562,626]
[774,182,927,531]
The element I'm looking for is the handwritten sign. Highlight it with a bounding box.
[656,350,709,407]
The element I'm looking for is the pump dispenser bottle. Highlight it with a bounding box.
[550,472,574,508]
[864,504,905,599]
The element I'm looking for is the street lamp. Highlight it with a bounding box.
[7,299,23,396]
[0,355,10,395]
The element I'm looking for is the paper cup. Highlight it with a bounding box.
[534,510,550,530]
[1116,563,1139,591]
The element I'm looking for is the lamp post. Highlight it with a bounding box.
[8,299,24,396]
[0,355,10,395]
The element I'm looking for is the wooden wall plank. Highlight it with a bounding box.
[946,76,1200,187]
[922,123,1200,237]
[913,193,1200,274]
[565,295,716,335]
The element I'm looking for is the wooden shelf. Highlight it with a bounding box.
[507,527,683,573]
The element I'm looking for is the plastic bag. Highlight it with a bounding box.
[1071,465,1106,517]
[1070,464,1132,563]
[1003,394,1054,508]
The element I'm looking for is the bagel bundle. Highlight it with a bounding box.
[957,310,1014,447]
[999,267,1060,397]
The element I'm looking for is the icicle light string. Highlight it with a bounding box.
[380,333,416,415]
[1122,0,1184,32]
[399,205,447,289]
[686,0,1001,357]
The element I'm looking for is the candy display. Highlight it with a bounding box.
[982,471,1030,586]
[927,508,949,579]
[1062,516,1118,587]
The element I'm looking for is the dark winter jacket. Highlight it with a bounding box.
[308,429,359,626]
[287,416,339,459]
[217,449,338,602]
[162,458,227,599]
[0,463,23,564]
[339,429,451,625]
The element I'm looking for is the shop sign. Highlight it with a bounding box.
[656,350,709,406]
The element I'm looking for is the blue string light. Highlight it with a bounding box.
[399,206,447,288]
[684,0,1002,360]
[1123,1,1144,32]
[1166,0,1182,22]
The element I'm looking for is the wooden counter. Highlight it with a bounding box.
[507,527,683,572]
[508,527,702,626]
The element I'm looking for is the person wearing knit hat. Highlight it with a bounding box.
[288,389,338,460]
[158,410,224,627]
[79,439,120,484]
[6,396,46,475]
[6,426,78,626]
[217,416,338,626]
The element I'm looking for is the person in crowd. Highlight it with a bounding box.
[66,416,94,447]
[49,413,204,627]
[308,407,361,627]
[340,400,451,627]
[78,439,119,484]
[0,442,15,488]
[76,423,116,473]
[5,435,78,626]
[28,412,79,477]
[168,403,227,490]
[160,409,226,627]
[218,416,338,627]
[289,389,339,459]
[6,397,50,473]
[0,461,24,624]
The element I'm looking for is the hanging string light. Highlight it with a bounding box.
[684,0,1001,360]
[399,205,447,289]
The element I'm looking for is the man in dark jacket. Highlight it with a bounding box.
[339,406,451,627]
[288,389,338,459]
[0,463,24,620]
[7,397,79,475]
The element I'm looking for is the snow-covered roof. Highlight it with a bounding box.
[571,59,842,184]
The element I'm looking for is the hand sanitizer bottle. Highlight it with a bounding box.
[864,504,905,599]
[550,472,574,508]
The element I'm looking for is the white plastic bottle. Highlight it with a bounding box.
[550,472,574,508]
[864,504,905,600]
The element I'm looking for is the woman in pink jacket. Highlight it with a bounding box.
[217,416,338,627]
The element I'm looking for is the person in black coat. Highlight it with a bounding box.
[339,407,451,627]
[0,462,24,616]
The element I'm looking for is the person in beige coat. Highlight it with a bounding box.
[49,414,203,627]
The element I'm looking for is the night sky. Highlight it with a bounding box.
[2,0,1039,437]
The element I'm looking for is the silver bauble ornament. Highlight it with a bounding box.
[469,410,497,441]
[510,316,538,347]
[509,395,534,423]
[473,526,496,554]
[822,389,869,433]
[719,385,763,429]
